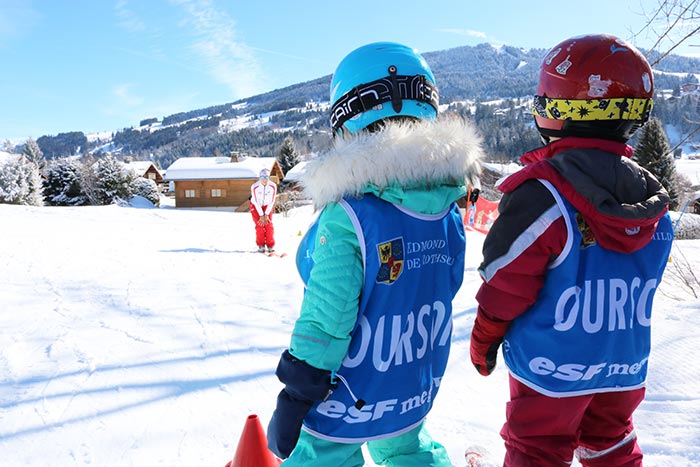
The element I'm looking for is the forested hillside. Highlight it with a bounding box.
[13,43,700,169]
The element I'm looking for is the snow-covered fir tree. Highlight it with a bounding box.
[22,138,45,169]
[130,177,160,206]
[1,140,15,152]
[277,136,300,175]
[90,155,136,205]
[634,117,680,209]
[0,156,44,206]
[43,158,88,206]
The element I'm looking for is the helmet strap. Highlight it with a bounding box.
[330,73,438,133]
[536,119,642,144]
[387,65,403,113]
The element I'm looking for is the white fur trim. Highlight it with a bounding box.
[302,116,484,209]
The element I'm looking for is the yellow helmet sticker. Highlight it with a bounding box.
[532,96,653,121]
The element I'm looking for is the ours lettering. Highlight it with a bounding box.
[342,301,451,372]
[554,277,657,333]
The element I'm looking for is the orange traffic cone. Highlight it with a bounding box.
[225,414,283,467]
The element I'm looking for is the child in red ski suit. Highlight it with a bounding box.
[470,34,673,467]
[250,169,277,252]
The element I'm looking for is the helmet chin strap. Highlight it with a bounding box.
[535,119,640,144]
[534,119,561,145]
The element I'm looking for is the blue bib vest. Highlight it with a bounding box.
[298,194,466,443]
[504,180,674,397]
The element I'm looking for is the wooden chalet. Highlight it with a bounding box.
[164,155,284,208]
[123,161,164,185]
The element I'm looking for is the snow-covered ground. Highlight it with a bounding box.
[0,200,698,467]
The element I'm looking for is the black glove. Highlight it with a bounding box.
[469,188,480,205]
[267,350,335,459]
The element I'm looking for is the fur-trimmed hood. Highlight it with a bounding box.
[301,116,484,210]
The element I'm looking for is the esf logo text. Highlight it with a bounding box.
[316,377,442,424]
[529,356,649,382]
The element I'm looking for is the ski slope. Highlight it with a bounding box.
[0,200,698,466]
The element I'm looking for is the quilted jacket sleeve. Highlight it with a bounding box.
[289,202,364,371]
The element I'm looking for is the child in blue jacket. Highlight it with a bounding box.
[267,42,484,467]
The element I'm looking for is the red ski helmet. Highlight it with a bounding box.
[533,34,654,142]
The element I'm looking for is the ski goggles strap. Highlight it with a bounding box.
[533,95,653,122]
[330,71,439,132]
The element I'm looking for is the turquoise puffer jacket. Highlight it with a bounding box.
[289,116,483,371]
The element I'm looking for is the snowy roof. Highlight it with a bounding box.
[0,151,22,165]
[483,162,523,176]
[123,160,162,177]
[282,160,310,182]
[163,156,277,181]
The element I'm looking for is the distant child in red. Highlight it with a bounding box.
[250,169,277,253]
[470,34,673,467]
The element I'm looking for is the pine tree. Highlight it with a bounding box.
[634,117,679,210]
[1,140,14,152]
[91,156,136,205]
[43,158,88,206]
[277,136,300,175]
[0,157,44,206]
[22,138,44,169]
[131,177,160,206]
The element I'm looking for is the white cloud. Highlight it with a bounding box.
[169,0,268,99]
[437,28,488,39]
[112,83,143,108]
[114,0,146,33]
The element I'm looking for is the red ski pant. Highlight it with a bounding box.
[250,203,275,248]
[501,376,645,467]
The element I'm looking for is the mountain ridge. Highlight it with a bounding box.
[22,42,700,166]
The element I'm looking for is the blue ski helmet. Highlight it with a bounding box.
[329,42,439,136]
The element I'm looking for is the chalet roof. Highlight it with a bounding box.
[123,160,163,178]
[164,156,279,181]
[0,151,22,165]
[282,160,310,182]
[482,162,523,176]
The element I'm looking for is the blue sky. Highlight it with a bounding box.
[1,0,697,142]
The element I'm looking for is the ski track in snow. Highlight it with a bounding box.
[0,203,698,467]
